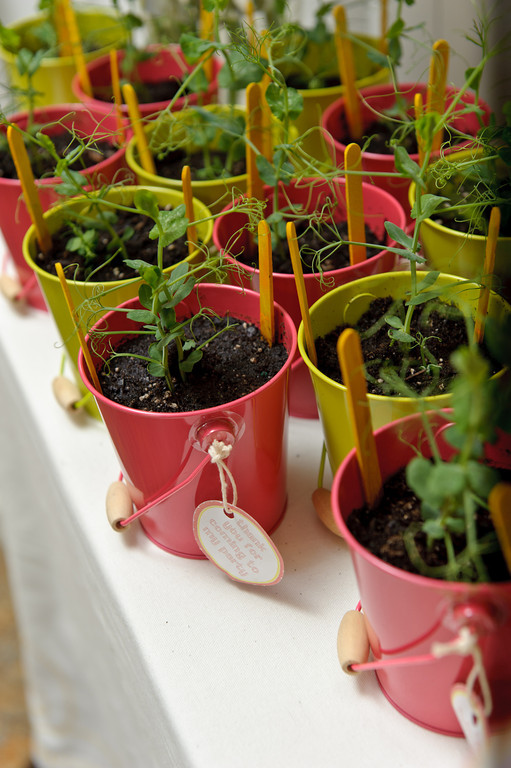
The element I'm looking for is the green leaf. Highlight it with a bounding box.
[180,348,203,373]
[412,194,449,222]
[179,33,216,64]
[134,189,160,221]
[385,316,405,330]
[427,463,466,500]
[422,519,446,539]
[467,461,500,498]
[255,154,277,186]
[138,282,153,310]
[148,361,166,377]
[155,205,188,247]
[126,309,158,325]
[266,82,303,122]
[415,271,440,293]
[384,221,414,249]
[394,145,422,185]
[388,327,415,343]
[445,517,466,535]
[406,456,434,499]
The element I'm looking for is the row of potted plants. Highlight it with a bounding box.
[1,0,511,744]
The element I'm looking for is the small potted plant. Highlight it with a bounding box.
[0,103,130,309]
[0,1,127,109]
[76,208,297,558]
[331,333,511,736]
[407,112,511,301]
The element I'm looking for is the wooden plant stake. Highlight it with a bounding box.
[344,143,366,265]
[199,1,214,85]
[258,220,274,346]
[380,0,388,52]
[474,206,500,346]
[489,483,511,575]
[246,82,265,202]
[55,262,103,394]
[53,0,73,57]
[333,5,362,140]
[286,220,317,366]
[414,91,425,168]
[337,328,382,508]
[181,165,199,257]
[7,126,52,254]
[259,31,273,162]
[122,83,156,175]
[60,0,93,96]
[426,39,450,154]
[109,49,126,144]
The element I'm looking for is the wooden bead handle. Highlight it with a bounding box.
[337,610,370,674]
[106,481,133,531]
[52,375,82,411]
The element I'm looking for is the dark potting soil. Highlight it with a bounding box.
[34,208,190,282]
[335,112,419,156]
[98,314,288,412]
[315,295,496,397]
[0,131,117,181]
[236,220,385,274]
[346,467,510,583]
[93,77,187,105]
[153,149,246,183]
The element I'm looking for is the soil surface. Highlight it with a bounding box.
[93,78,186,105]
[346,467,509,583]
[35,207,190,282]
[0,131,117,181]
[98,314,288,412]
[335,113,419,155]
[153,149,246,182]
[236,220,385,274]
[315,295,495,397]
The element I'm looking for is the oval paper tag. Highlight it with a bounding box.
[451,683,488,753]
[193,501,284,585]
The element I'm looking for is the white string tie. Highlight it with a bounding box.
[208,439,238,514]
[432,626,493,717]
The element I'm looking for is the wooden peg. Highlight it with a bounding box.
[7,126,52,254]
[52,375,82,411]
[181,166,199,257]
[258,219,274,346]
[426,39,450,154]
[246,82,265,202]
[344,143,366,265]
[60,0,93,96]
[337,610,370,674]
[106,481,133,531]
[489,482,511,575]
[474,207,500,346]
[337,328,382,508]
[109,49,125,144]
[122,83,156,175]
[414,91,425,168]
[287,220,317,366]
[199,0,215,84]
[333,5,362,140]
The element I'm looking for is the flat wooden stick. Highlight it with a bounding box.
[200,1,214,84]
[109,49,126,144]
[426,39,449,154]
[7,126,52,254]
[181,165,199,257]
[286,220,317,366]
[414,91,425,168]
[489,482,511,575]
[333,5,362,140]
[380,0,388,52]
[258,219,274,346]
[260,31,273,162]
[122,83,156,175]
[53,0,73,57]
[55,262,103,393]
[61,0,93,96]
[337,328,382,508]
[344,143,366,265]
[474,206,500,345]
[246,82,265,202]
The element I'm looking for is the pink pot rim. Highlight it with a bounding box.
[213,177,406,278]
[331,409,511,594]
[4,103,128,184]
[72,44,220,113]
[321,82,488,163]
[78,283,297,419]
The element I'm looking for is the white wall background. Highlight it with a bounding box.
[0,0,509,115]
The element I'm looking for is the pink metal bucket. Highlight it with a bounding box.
[72,44,219,121]
[213,178,405,418]
[331,410,511,736]
[78,284,297,558]
[1,104,130,310]
[321,83,490,217]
